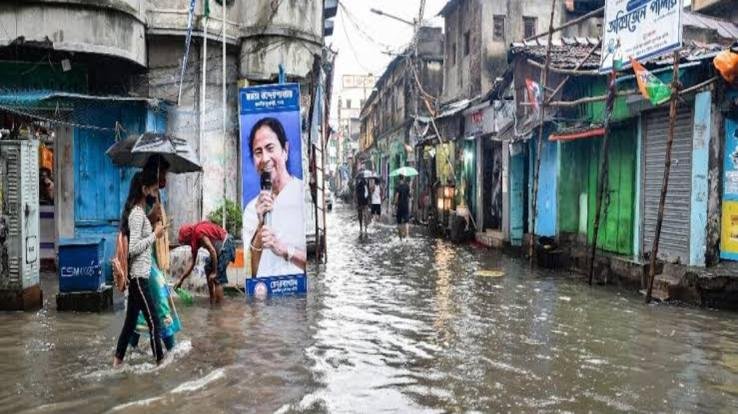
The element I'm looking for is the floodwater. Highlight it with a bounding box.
[2,203,738,413]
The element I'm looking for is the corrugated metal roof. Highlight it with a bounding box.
[509,11,738,70]
[438,0,462,17]
[436,98,471,119]
[510,38,725,70]
[683,11,738,40]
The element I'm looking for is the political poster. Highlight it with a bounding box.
[600,0,682,73]
[239,83,308,297]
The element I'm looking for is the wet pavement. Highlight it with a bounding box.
[2,202,738,413]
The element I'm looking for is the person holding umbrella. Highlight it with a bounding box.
[114,169,168,367]
[390,167,418,240]
[106,134,201,350]
[393,175,411,240]
[129,155,182,352]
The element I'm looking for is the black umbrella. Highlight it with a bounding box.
[105,132,202,173]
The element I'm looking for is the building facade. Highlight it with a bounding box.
[359,26,444,215]
[506,11,738,305]
[433,0,602,244]
[0,0,331,307]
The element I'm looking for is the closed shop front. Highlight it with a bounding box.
[557,122,637,255]
[642,105,694,263]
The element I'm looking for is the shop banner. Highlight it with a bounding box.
[239,83,308,297]
[600,0,682,73]
[721,118,738,260]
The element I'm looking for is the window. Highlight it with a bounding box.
[523,16,537,38]
[359,99,364,109]
[463,31,470,56]
[493,15,505,41]
[451,42,457,65]
[346,99,352,109]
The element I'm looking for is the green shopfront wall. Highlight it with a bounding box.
[558,122,637,255]
[389,140,407,196]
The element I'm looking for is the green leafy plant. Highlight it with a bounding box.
[207,199,242,239]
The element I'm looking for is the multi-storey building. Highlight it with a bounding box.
[0,0,332,307]
[431,0,602,244]
[358,26,444,214]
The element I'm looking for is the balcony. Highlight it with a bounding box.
[0,0,147,66]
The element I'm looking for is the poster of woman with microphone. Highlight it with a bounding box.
[240,84,307,296]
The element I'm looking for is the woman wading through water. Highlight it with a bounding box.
[114,169,168,366]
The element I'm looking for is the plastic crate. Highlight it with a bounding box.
[58,238,105,292]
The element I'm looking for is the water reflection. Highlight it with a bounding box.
[1,203,738,413]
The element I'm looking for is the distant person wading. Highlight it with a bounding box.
[356,177,369,235]
[393,175,411,240]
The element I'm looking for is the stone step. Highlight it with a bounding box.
[641,273,682,302]
[475,230,504,248]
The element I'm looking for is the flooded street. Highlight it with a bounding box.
[2,202,738,413]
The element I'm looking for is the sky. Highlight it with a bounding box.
[327,0,448,121]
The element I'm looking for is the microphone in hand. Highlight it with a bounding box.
[261,170,272,226]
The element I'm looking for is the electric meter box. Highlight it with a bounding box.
[0,139,41,293]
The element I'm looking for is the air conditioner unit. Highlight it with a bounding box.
[0,139,40,307]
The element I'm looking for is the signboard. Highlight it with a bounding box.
[342,74,375,89]
[721,117,738,261]
[463,102,515,139]
[600,0,682,73]
[239,83,308,297]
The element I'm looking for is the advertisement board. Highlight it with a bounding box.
[600,0,682,73]
[721,118,738,261]
[239,83,308,297]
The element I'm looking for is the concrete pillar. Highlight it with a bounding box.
[689,91,712,267]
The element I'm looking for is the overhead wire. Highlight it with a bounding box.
[336,0,398,53]
[338,8,375,74]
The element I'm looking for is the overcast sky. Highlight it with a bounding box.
[327,0,448,120]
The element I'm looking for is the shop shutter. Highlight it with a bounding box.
[642,106,694,263]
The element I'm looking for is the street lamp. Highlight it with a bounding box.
[369,8,416,27]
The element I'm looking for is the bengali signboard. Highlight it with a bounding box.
[600,0,682,73]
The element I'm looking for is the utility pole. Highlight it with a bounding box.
[529,0,558,264]
[370,4,422,176]
[200,6,208,221]
[221,0,227,230]
[646,50,682,303]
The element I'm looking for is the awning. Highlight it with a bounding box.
[436,98,472,119]
[0,90,162,109]
[0,89,167,131]
[549,126,605,142]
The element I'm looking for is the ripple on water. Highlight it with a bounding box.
[2,205,738,413]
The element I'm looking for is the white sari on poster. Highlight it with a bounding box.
[243,177,306,277]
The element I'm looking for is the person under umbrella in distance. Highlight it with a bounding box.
[393,174,412,240]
